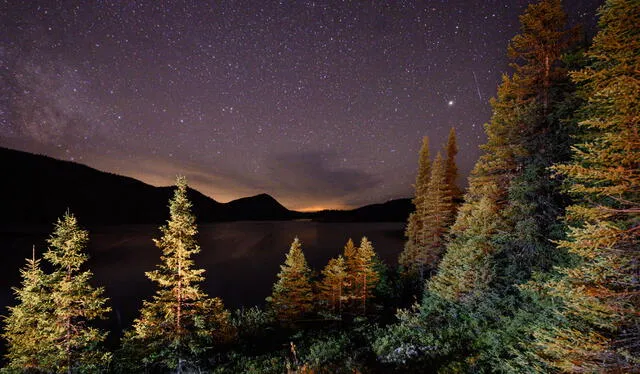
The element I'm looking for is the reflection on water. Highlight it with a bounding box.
[0,221,404,335]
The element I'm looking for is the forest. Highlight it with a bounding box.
[1,0,638,372]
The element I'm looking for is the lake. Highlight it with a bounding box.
[0,221,405,335]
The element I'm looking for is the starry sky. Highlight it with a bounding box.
[0,0,601,211]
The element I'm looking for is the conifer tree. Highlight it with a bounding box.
[267,237,314,321]
[532,0,640,370]
[352,237,380,315]
[122,177,232,372]
[421,152,455,278]
[429,0,578,302]
[2,248,53,372]
[44,212,111,373]
[341,238,359,312]
[399,136,431,281]
[318,256,348,316]
[444,127,462,203]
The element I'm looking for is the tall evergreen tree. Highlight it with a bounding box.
[399,136,431,280]
[267,237,314,321]
[351,237,380,315]
[429,0,578,302]
[2,248,53,372]
[420,152,456,280]
[532,1,640,370]
[122,177,232,372]
[44,212,111,373]
[318,255,348,316]
[444,127,462,203]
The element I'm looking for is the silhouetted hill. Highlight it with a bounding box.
[309,198,412,222]
[0,147,413,224]
[226,193,298,220]
[0,147,293,224]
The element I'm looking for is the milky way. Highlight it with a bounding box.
[0,0,601,210]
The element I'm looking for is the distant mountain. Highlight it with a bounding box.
[308,198,413,222]
[0,147,412,224]
[226,193,297,220]
[0,147,293,224]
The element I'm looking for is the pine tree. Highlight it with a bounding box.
[507,0,578,110]
[352,237,380,315]
[429,0,577,302]
[341,238,359,313]
[43,212,111,373]
[318,256,348,316]
[531,1,640,370]
[267,237,314,321]
[399,136,431,283]
[444,127,462,203]
[122,177,232,372]
[421,152,455,279]
[2,247,53,372]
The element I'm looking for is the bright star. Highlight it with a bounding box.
[448,100,454,106]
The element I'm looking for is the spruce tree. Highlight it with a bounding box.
[352,237,380,315]
[122,177,232,372]
[267,237,314,321]
[532,0,640,370]
[421,152,455,279]
[429,0,578,302]
[2,248,53,372]
[399,136,431,282]
[44,212,111,373]
[444,127,462,203]
[317,256,348,316]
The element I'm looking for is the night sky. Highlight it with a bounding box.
[1,0,601,211]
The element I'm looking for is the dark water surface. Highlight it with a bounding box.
[0,221,404,337]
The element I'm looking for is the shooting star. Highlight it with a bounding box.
[472,71,483,102]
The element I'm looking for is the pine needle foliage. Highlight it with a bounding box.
[351,237,380,315]
[318,256,348,316]
[121,177,232,372]
[444,127,462,203]
[399,136,431,282]
[267,237,314,321]
[530,0,640,370]
[44,213,111,373]
[2,249,52,372]
[429,0,578,302]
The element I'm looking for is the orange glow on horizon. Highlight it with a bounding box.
[296,204,350,212]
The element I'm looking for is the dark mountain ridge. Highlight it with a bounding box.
[0,147,411,224]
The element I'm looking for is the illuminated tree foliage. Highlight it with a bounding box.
[444,127,462,203]
[429,0,578,302]
[531,0,640,370]
[374,1,587,371]
[121,177,233,372]
[398,136,431,282]
[421,152,456,278]
[2,249,52,372]
[42,213,111,373]
[351,237,380,315]
[267,237,314,321]
[317,255,348,316]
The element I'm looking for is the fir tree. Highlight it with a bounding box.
[267,237,314,321]
[421,152,455,279]
[318,256,348,316]
[44,212,111,373]
[351,237,380,315]
[2,247,53,372]
[444,127,462,203]
[531,0,640,370]
[429,0,578,302]
[399,136,431,283]
[122,177,232,372]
